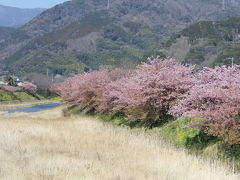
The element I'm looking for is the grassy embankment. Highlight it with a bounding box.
[67,106,240,172]
[0,89,41,101]
[0,107,239,179]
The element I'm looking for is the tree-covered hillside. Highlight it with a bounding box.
[159,16,240,67]
[1,0,240,75]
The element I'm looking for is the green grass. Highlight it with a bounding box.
[0,89,47,102]
[159,117,218,148]
[14,92,36,101]
[49,96,62,101]
[0,90,17,101]
[94,113,141,128]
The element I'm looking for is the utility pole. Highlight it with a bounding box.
[52,73,54,84]
[47,68,49,77]
[222,0,226,10]
[107,0,110,10]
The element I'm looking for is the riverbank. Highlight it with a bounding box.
[0,107,238,180]
[106,115,239,172]
[66,106,240,173]
[0,99,61,111]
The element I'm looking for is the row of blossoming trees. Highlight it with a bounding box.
[61,58,240,145]
[0,82,37,93]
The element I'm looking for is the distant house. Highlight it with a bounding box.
[17,82,23,86]
[15,77,23,86]
[15,77,21,85]
[0,76,23,87]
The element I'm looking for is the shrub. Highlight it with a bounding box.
[159,118,215,148]
[0,89,16,101]
[102,58,195,127]
[170,66,240,144]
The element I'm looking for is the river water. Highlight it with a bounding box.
[6,103,61,114]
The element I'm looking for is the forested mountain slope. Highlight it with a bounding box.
[1,0,240,75]
[159,16,240,67]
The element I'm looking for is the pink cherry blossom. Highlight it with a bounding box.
[22,82,37,93]
[0,85,17,93]
[170,65,240,144]
[61,69,129,113]
[102,58,195,125]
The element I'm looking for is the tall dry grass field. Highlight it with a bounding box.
[0,108,239,180]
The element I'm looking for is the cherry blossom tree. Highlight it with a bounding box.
[22,82,37,93]
[61,69,128,113]
[170,66,240,144]
[0,85,17,93]
[102,58,195,126]
[61,58,240,144]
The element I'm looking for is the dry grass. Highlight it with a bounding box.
[0,108,239,180]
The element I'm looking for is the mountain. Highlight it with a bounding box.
[2,0,240,75]
[0,5,45,27]
[158,16,240,67]
[0,27,20,39]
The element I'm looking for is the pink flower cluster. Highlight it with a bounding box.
[61,58,240,144]
[22,82,38,93]
[61,69,129,112]
[170,66,240,144]
[0,85,17,93]
[100,58,195,126]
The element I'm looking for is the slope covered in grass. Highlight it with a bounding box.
[0,89,40,102]
[0,108,239,179]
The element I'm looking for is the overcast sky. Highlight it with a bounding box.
[0,0,70,8]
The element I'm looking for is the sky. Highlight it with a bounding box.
[0,0,70,9]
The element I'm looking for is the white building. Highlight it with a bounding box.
[0,81,6,85]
